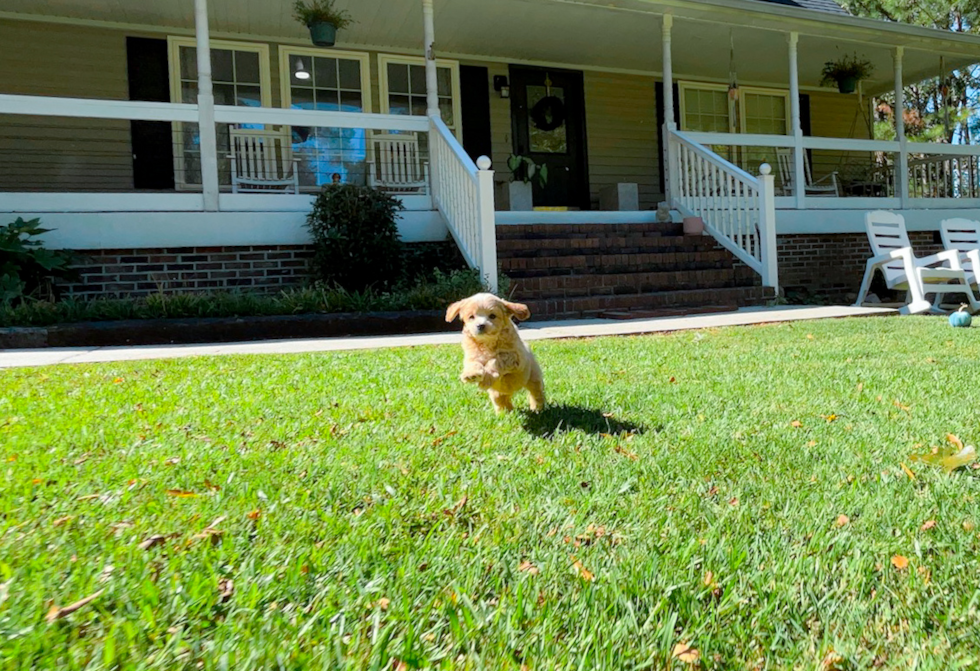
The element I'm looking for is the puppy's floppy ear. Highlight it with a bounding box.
[502,300,531,321]
[445,299,466,322]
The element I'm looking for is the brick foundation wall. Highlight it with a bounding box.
[66,246,313,298]
[777,231,943,300]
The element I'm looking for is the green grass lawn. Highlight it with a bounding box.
[2,316,980,670]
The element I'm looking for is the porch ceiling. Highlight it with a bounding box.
[5,0,980,92]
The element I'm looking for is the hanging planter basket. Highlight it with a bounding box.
[308,21,338,47]
[836,76,859,95]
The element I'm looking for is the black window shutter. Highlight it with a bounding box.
[127,37,175,190]
[655,81,680,196]
[459,65,493,163]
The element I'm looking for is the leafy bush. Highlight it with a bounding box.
[0,268,498,328]
[0,218,76,305]
[307,184,405,292]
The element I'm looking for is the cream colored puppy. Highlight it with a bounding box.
[445,293,545,413]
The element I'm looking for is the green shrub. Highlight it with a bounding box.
[0,218,77,305]
[306,184,405,293]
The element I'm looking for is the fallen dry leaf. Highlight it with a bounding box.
[893,400,910,412]
[45,589,105,623]
[444,495,468,516]
[948,433,965,451]
[790,420,803,428]
[52,516,74,527]
[728,497,739,507]
[138,535,168,551]
[821,414,839,422]
[165,489,197,498]
[807,440,818,448]
[571,557,594,582]
[614,444,638,461]
[203,479,220,491]
[669,376,677,383]
[707,486,719,497]
[672,642,700,664]
[836,515,850,527]
[806,334,815,340]
[247,509,261,521]
[377,597,390,610]
[856,382,864,393]
[920,520,937,531]
[217,579,234,603]
[821,650,845,671]
[431,430,458,447]
[519,561,540,575]
[891,554,909,570]
[964,521,976,532]
[901,463,916,481]
[702,571,714,586]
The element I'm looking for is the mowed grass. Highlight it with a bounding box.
[2,316,980,670]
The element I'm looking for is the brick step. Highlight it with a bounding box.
[510,267,759,301]
[496,222,683,240]
[501,250,735,277]
[599,304,738,320]
[497,235,719,258]
[525,286,775,321]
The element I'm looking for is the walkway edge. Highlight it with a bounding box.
[0,305,896,369]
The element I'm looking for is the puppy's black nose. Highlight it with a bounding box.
[476,323,486,332]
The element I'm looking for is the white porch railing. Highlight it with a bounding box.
[666,127,778,290]
[428,114,498,293]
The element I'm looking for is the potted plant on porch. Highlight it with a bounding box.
[293,0,353,48]
[504,154,548,211]
[820,53,874,94]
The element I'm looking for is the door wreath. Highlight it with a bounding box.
[529,73,565,131]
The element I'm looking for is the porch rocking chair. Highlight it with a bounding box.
[367,133,429,195]
[854,210,980,315]
[940,218,980,288]
[775,148,841,197]
[228,127,300,194]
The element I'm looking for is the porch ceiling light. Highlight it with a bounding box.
[295,59,311,81]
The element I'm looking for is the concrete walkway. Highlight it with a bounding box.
[0,305,894,369]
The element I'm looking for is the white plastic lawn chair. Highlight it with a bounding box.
[940,218,980,287]
[854,211,980,315]
[776,148,841,197]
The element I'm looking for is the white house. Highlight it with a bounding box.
[1,0,979,317]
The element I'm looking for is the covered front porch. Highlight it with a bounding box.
[1,0,980,299]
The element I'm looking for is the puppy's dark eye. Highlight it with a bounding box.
[467,315,474,321]
[489,313,498,320]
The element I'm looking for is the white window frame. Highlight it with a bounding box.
[278,47,372,113]
[278,47,373,190]
[678,82,791,136]
[378,54,462,140]
[167,37,273,191]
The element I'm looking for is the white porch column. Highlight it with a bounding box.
[422,0,440,118]
[788,32,806,209]
[662,14,675,129]
[662,14,675,204]
[194,0,219,211]
[894,46,908,206]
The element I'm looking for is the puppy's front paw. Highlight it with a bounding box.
[461,365,485,384]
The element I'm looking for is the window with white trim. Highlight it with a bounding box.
[379,55,461,137]
[168,37,271,189]
[280,48,371,188]
[679,82,790,171]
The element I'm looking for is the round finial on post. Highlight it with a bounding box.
[759,163,772,176]
[476,155,492,171]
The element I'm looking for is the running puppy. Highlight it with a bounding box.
[445,293,545,413]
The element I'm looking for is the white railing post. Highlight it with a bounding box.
[758,163,779,291]
[788,32,806,210]
[194,0,219,212]
[476,155,498,294]
[894,46,909,208]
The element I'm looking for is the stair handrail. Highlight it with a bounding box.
[429,114,498,293]
[666,127,778,291]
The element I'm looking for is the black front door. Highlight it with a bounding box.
[509,66,589,209]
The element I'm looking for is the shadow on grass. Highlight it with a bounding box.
[522,404,648,438]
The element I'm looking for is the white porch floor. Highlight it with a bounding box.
[0,305,895,369]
